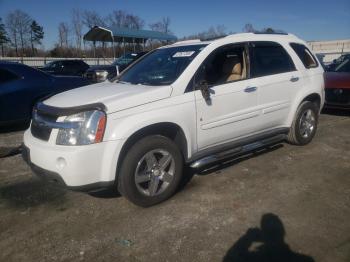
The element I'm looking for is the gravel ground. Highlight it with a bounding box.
[0,111,349,262]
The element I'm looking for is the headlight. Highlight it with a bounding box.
[56,110,106,146]
[95,70,108,80]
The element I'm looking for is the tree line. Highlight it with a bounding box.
[0,8,282,58]
[0,10,44,57]
[0,8,175,58]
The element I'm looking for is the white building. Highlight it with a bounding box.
[308,39,350,63]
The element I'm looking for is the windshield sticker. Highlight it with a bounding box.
[173,51,195,58]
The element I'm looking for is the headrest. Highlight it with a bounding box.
[222,56,242,75]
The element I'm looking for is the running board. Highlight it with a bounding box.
[190,134,286,169]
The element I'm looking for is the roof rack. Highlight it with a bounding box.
[253,32,288,35]
[172,39,201,45]
[200,35,227,41]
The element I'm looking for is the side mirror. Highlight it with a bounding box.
[199,80,210,102]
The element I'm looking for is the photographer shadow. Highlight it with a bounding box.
[223,213,314,262]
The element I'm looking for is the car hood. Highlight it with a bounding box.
[43,81,172,113]
[325,72,350,89]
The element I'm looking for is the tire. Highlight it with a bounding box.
[118,135,184,207]
[287,101,319,145]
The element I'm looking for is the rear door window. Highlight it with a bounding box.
[0,68,19,84]
[250,42,296,78]
[290,43,318,68]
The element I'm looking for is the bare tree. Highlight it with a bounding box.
[14,10,31,56]
[149,17,172,34]
[181,25,227,40]
[5,12,18,56]
[82,10,105,29]
[126,14,144,29]
[107,10,126,28]
[71,9,83,51]
[58,22,69,47]
[243,23,256,33]
[108,10,144,29]
[0,17,10,56]
[6,10,32,56]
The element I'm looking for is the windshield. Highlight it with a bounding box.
[43,61,60,69]
[118,44,207,86]
[112,53,139,66]
[334,58,350,73]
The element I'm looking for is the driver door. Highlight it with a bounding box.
[194,43,260,150]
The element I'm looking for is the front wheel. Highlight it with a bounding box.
[118,135,184,207]
[287,101,319,145]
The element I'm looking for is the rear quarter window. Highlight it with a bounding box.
[250,42,296,78]
[290,43,318,69]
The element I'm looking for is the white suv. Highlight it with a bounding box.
[23,33,324,206]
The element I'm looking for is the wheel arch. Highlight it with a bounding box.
[115,122,189,181]
[287,92,322,127]
[301,93,321,109]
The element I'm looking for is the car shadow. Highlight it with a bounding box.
[0,178,67,209]
[222,213,315,262]
[88,187,122,199]
[0,145,23,158]
[322,108,350,117]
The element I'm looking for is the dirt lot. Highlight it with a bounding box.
[0,111,349,262]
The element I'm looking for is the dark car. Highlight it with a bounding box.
[39,59,90,76]
[0,62,90,127]
[84,52,147,83]
[326,53,350,72]
[325,58,350,108]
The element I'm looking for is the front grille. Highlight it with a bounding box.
[31,112,58,141]
[325,88,350,105]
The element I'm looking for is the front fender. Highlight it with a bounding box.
[104,94,197,159]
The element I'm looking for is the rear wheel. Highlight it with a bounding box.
[287,101,319,145]
[118,135,183,207]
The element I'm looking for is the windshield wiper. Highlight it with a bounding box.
[116,80,132,84]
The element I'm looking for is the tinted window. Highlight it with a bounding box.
[334,59,350,73]
[290,43,318,68]
[0,68,19,84]
[250,42,296,78]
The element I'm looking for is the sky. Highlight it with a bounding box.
[0,0,349,50]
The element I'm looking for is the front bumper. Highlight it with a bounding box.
[325,88,350,108]
[22,145,114,191]
[23,130,125,191]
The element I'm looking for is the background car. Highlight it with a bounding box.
[0,62,90,127]
[38,59,90,76]
[326,53,350,72]
[325,57,350,108]
[84,52,147,83]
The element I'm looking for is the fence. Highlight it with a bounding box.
[1,39,350,66]
[0,57,115,67]
[308,39,350,63]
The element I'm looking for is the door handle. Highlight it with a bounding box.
[290,76,299,82]
[244,86,257,93]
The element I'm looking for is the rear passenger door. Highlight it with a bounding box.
[249,41,302,130]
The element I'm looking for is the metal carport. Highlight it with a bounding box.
[83,26,177,58]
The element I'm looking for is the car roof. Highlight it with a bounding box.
[163,32,304,48]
